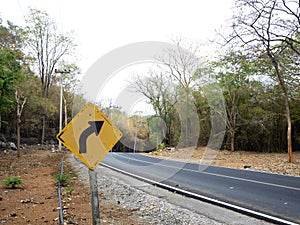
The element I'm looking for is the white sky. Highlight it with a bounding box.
[1,0,233,114]
[1,0,233,72]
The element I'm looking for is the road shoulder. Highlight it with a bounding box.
[69,154,271,224]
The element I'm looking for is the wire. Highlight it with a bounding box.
[58,157,65,224]
[16,0,26,22]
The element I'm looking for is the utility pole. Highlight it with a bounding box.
[106,100,120,152]
[55,68,70,151]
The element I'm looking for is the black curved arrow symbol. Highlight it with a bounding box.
[79,121,104,154]
[57,131,65,143]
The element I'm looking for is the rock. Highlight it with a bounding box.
[0,142,6,149]
[0,195,2,201]
[8,142,17,150]
[10,212,17,217]
[20,198,43,204]
[166,146,176,151]
[20,199,33,203]
[45,196,54,200]
[0,142,17,151]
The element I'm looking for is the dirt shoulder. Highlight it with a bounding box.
[143,147,300,177]
[0,147,141,225]
[0,148,69,224]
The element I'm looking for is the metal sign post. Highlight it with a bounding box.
[89,169,100,225]
[56,102,122,224]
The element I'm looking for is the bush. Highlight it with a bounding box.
[54,173,71,186]
[3,177,23,188]
[64,186,75,196]
[157,143,165,150]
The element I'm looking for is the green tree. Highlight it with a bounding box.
[225,0,300,162]
[192,88,212,147]
[0,48,21,130]
[0,18,24,132]
[212,50,257,152]
[0,19,23,59]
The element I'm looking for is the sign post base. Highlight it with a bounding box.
[89,169,100,225]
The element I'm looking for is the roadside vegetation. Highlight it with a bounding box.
[2,176,23,189]
[0,0,299,165]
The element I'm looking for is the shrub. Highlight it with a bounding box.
[157,143,165,150]
[64,186,75,196]
[3,177,23,188]
[54,173,71,186]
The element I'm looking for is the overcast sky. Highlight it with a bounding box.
[1,0,233,73]
[1,0,234,114]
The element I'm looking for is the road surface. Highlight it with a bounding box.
[101,152,300,224]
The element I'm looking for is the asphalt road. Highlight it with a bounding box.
[101,152,300,224]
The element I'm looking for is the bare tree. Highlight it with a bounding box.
[23,8,76,143]
[15,89,27,157]
[133,71,179,145]
[158,38,203,147]
[158,38,201,92]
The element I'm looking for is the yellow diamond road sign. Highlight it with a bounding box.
[56,102,122,170]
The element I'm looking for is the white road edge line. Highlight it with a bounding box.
[100,162,298,225]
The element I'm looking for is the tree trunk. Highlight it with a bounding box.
[17,120,21,157]
[63,96,68,126]
[270,55,293,163]
[228,101,237,152]
[41,112,46,144]
[41,82,47,144]
[15,90,27,157]
[41,92,48,144]
[230,129,235,152]
[285,94,293,163]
